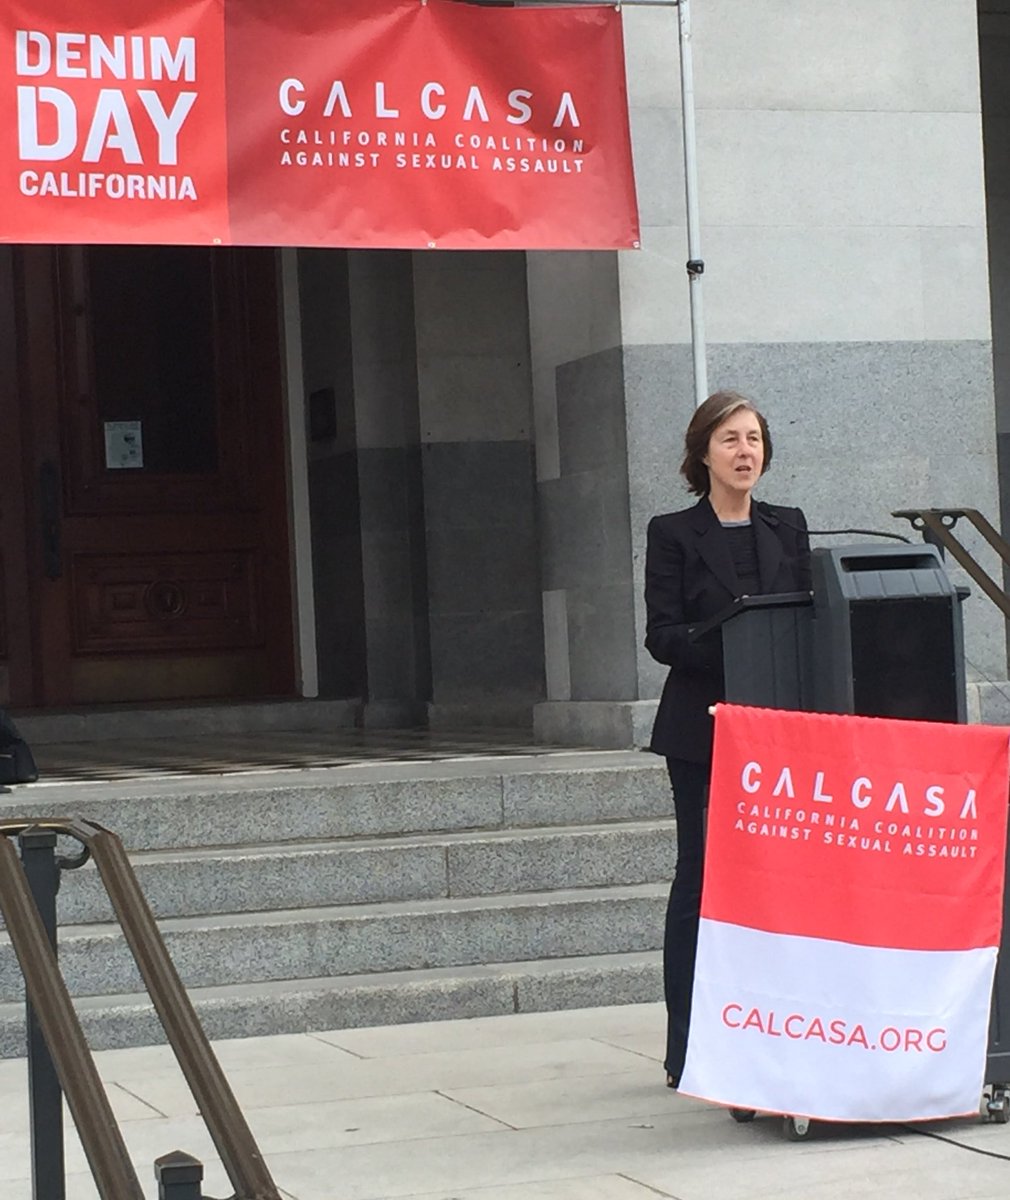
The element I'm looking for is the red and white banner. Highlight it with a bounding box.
[0,0,640,249]
[680,705,1010,1122]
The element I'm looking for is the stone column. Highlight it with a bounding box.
[298,248,432,723]
[297,249,367,702]
[348,251,432,725]
[412,250,544,726]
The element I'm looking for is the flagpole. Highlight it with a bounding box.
[675,0,708,407]
[519,0,708,405]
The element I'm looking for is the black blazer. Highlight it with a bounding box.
[645,497,811,763]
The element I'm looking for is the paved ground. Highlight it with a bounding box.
[2,1002,1009,1200]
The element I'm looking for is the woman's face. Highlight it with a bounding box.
[704,408,764,499]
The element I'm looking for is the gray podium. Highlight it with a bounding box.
[690,590,814,710]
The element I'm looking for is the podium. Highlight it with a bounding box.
[690,591,814,711]
[690,542,1007,1111]
[691,543,967,721]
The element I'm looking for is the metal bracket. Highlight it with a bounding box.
[892,508,1010,621]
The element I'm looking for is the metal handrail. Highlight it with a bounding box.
[0,817,282,1200]
[892,508,1010,620]
[0,834,144,1199]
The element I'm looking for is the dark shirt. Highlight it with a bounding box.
[722,520,760,595]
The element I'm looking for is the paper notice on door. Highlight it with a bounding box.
[104,421,144,469]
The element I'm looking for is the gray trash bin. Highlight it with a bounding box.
[810,543,967,723]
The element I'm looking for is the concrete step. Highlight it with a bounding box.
[0,951,664,1056]
[0,884,667,1002]
[52,819,677,923]
[11,698,360,744]
[2,755,670,851]
[0,752,674,1052]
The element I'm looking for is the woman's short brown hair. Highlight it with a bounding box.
[679,390,773,496]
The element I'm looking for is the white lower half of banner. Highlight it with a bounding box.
[680,921,997,1122]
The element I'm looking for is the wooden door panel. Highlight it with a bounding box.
[57,246,256,515]
[0,555,8,703]
[0,247,41,706]
[71,550,260,655]
[10,244,294,708]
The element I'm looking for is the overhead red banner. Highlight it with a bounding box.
[0,0,640,249]
[682,705,1010,1123]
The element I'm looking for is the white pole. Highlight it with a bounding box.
[676,0,708,406]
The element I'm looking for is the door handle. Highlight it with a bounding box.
[39,461,62,581]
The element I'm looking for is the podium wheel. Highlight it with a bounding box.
[783,1116,811,1140]
[986,1086,1010,1124]
[729,1108,756,1123]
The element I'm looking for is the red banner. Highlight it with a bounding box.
[682,705,1010,1122]
[0,0,640,249]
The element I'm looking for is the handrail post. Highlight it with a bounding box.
[919,525,946,559]
[19,828,65,1200]
[154,1150,204,1200]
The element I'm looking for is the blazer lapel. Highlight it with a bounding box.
[691,497,739,597]
[752,502,785,593]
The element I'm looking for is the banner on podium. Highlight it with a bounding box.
[680,704,1010,1122]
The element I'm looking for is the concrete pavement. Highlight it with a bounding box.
[2,1001,1009,1200]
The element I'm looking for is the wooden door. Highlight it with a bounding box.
[1,244,295,708]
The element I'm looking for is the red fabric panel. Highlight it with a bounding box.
[702,704,1010,951]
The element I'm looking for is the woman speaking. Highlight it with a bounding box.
[645,390,811,1089]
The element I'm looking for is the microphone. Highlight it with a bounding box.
[755,501,910,544]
